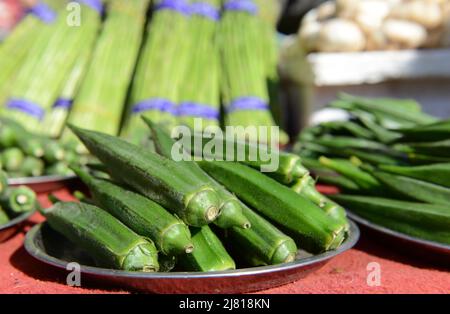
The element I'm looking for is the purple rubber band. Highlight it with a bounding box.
[29,2,57,23]
[224,0,258,15]
[190,2,220,21]
[6,99,45,120]
[53,98,73,110]
[75,0,104,14]
[227,97,269,113]
[155,0,192,16]
[177,102,220,119]
[132,98,177,115]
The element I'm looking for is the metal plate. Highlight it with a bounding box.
[25,221,359,294]
[8,175,77,193]
[0,210,35,243]
[347,211,450,258]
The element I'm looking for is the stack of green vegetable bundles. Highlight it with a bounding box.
[41,119,350,273]
[295,93,450,246]
[1,0,286,158]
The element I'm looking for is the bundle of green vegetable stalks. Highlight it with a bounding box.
[2,0,103,133]
[176,0,221,130]
[295,93,450,245]
[41,120,349,273]
[121,0,193,144]
[218,0,288,145]
[0,0,64,107]
[0,169,36,227]
[62,0,149,151]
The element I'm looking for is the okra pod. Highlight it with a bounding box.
[290,176,349,230]
[369,170,450,206]
[199,161,346,253]
[0,124,17,148]
[72,167,194,256]
[42,202,160,272]
[315,135,388,151]
[316,175,361,193]
[226,203,298,266]
[45,162,73,176]
[17,137,45,158]
[0,207,9,225]
[21,157,45,178]
[178,226,236,272]
[69,125,220,227]
[0,170,8,197]
[321,120,374,139]
[319,157,381,191]
[395,140,450,158]
[143,117,251,229]
[1,148,24,172]
[188,133,309,184]
[397,119,450,142]
[379,163,450,188]
[42,141,66,164]
[331,194,450,245]
[1,186,36,214]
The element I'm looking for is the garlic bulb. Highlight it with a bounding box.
[382,18,427,48]
[317,18,366,52]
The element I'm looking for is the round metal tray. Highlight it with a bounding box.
[25,221,359,294]
[8,175,77,193]
[347,211,450,258]
[0,210,35,243]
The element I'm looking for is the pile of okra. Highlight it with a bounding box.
[0,118,84,178]
[295,93,450,245]
[0,170,36,226]
[41,118,350,273]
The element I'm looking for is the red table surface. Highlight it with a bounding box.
[0,188,449,294]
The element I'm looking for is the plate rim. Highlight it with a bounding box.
[8,175,77,186]
[24,220,359,279]
[0,210,36,231]
[347,211,450,251]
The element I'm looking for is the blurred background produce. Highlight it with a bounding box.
[294,93,450,245]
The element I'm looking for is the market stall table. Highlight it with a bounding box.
[0,188,448,294]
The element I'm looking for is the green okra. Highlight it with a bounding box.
[0,207,9,225]
[42,141,66,164]
[188,133,309,184]
[143,117,250,230]
[198,161,346,253]
[16,137,44,158]
[21,157,45,177]
[330,194,450,245]
[1,148,24,172]
[368,170,450,206]
[1,186,36,214]
[321,120,374,139]
[178,225,235,272]
[72,167,194,256]
[314,135,388,152]
[0,124,17,148]
[0,170,8,197]
[353,110,402,143]
[226,203,298,266]
[316,175,361,193]
[69,125,220,227]
[337,93,437,126]
[319,156,381,191]
[395,140,450,158]
[397,119,450,142]
[290,175,349,230]
[45,162,73,176]
[42,202,160,272]
[379,163,450,188]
